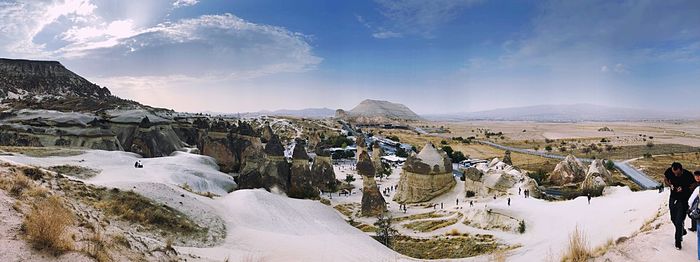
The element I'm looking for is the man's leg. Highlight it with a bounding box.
[697,220,700,259]
[670,200,683,246]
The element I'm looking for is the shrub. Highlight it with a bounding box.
[24,195,75,254]
[466,191,476,198]
[10,174,32,197]
[561,227,590,262]
[518,220,526,234]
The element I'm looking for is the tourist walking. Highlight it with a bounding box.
[440,202,443,209]
[456,198,459,206]
[688,170,700,260]
[665,162,695,250]
[507,198,511,206]
[470,200,474,207]
[587,194,591,205]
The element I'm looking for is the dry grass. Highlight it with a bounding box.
[23,195,75,254]
[561,227,591,262]
[0,146,84,157]
[84,229,111,262]
[392,235,500,259]
[392,211,444,223]
[404,213,463,232]
[491,249,507,262]
[48,165,100,179]
[630,152,700,183]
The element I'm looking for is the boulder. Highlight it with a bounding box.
[581,159,612,191]
[358,151,385,217]
[548,155,587,185]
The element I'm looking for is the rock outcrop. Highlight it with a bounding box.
[394,143,455,203]
[311,147,337,192]
[261,135,291,192]
[503,150,513,166]
[358,151,385,217]
[371,143,384,175]
[548,155,587,186]
[288,141,319,199]
[581,159,613,191]
[463,160,541,198]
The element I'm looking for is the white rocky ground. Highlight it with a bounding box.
[0,150,690,261]
[331,160,673,261]
[0,150,406,262]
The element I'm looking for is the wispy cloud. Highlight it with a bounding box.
[374,0,483,38]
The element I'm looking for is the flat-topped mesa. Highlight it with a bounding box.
[288,141,319,199]
[358,151,385,217]
[394,142,456,203]
[0,58,124,108]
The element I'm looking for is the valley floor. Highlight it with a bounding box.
[0,149,691,262]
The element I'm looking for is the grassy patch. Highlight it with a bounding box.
[59,179,206,237]
[630,152,700,183]
[92,189,204,235]
[333,203,359,217]
[179,182,220,198]
[0,146,84,157]
[403,213,463,232]
[49,165,100,179]
[392,211,444,223]
[391,234,502,260]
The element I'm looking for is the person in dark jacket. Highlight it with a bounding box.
[664,162,695,250]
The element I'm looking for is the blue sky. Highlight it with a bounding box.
[1,0,699,114]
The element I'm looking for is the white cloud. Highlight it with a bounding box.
[65,14,322,78]
[0,0,97,57]
[372,30,402,39]
[0,1,321,80]
[173,0,199,8]
[374,0,483,38]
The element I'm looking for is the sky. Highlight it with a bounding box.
[0,0,699,114]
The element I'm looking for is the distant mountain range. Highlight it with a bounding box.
[239,108,336,118]
[426,104,697,122]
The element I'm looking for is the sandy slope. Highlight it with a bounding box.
[177,190,408,262]
[595,203,700,261]
[1,150,407,262]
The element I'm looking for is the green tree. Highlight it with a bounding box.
[374,212,398,248]
[344,174,356,185]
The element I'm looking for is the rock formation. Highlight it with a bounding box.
[463,159,541,198]
[503,150,513,166]
[371,143,384,176]
[288,141,319,199]
[394,142,456,203]
[262,135,291,192]
[581,159,613,191]
[311,146,337,192]
[547,155,587,186]
[358,151,385,217]
[356,135,367,157]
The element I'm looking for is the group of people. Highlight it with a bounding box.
[133,160,143,168]
[518,187,532,198]
[664,162,700,258]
